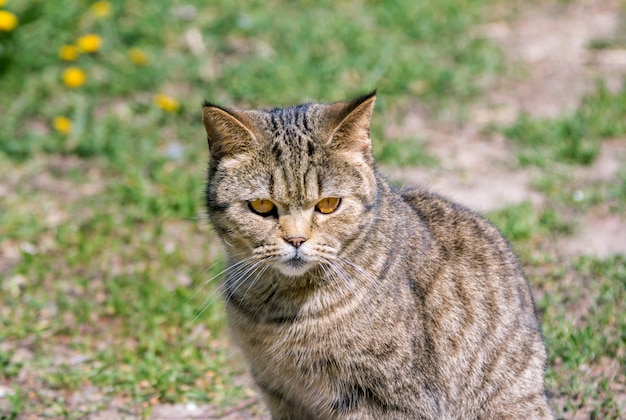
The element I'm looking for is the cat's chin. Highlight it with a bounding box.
[275,258,313,277]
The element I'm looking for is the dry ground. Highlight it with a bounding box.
[387,0,626,256]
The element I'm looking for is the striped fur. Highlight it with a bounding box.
[202,92,553,419]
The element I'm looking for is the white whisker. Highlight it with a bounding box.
[192,255,260,322]
[240,263,272,303]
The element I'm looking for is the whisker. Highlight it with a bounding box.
[190,257,251,304]
[338,257,379,284]
[192,256,259,322]
[224,260,266,302]
[219,259,273,318]
[185,258,226,306]
[194,249,249,289]
[317,258,351,291]
[240,263,272,303]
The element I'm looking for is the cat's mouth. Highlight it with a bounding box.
[288,255,307,268]
[276,254,313,277]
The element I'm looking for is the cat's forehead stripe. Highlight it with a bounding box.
[266,104,313,135]
[258,106,321,206]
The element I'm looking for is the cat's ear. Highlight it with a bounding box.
[202,101,257,160]
[326,90,376,153]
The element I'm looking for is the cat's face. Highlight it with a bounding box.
[203,93,378,278]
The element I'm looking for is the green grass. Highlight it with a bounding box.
[488,201,573,243]
[375,137,438,167]
[0,0,624,417]
[0,156,240,415]
[489,73,626,414]
[487,201,573,265]
[504,83,626,166]
[0,0,502,416]
[539,255,626,419]
[488,201,626,418]
[0,0,502,162]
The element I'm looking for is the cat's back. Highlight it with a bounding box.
[397,184,542,345]
[397,185,527,282]
[392,185,551,418]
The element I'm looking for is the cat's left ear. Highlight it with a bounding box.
[202,102,258,160]
[326,90,376,153]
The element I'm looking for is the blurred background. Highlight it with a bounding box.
[0,0,624,418]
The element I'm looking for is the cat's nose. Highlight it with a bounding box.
[285,236,307,248]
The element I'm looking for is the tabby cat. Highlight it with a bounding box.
[201,92,553,419]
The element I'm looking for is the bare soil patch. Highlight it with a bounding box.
[385,0,626,258]
[478,0,625,121]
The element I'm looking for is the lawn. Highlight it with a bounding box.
[0,0,624,418]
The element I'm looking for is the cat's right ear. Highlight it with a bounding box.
[325,91,377,154]
[202,101,257,160]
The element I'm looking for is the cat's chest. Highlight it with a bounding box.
[227,289,415,376]
[230,300,361,359]
[237,317,376,410]
[232,305,425,417]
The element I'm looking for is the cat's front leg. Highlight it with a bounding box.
[258,387,316,420]
[261,387,391,420]
[332,404,420,420]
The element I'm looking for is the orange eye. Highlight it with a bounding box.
[249,199,275,216]
[315,197,341,214]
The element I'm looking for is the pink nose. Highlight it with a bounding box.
[285,236,307,248]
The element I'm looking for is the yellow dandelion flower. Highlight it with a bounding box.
[59,45,80,61]
[53,116,72,135]
[0,0,6,7]
[77,34,102,53]
[128,48,149,66]
[154,94,180,113]
[62,67,86,88]
[90,1,111,18]
[0,10,18,32]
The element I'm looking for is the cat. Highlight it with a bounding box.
[201,91,553,419]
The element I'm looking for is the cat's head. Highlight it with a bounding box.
[202,92,378,278]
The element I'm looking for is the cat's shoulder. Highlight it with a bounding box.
[392,184,522,273]
[396,185,478,221]
[395,185,503,239]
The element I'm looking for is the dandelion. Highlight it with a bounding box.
[154,94,180,113]
[0,10,18,32]
[128,48,149,66]
[77,34,102,53]
[62,67,86,88]
[59,45,80,61]
[90,1,111,18]
[52,116,72,135]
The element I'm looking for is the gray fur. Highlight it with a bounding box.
[202,92,553,419]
